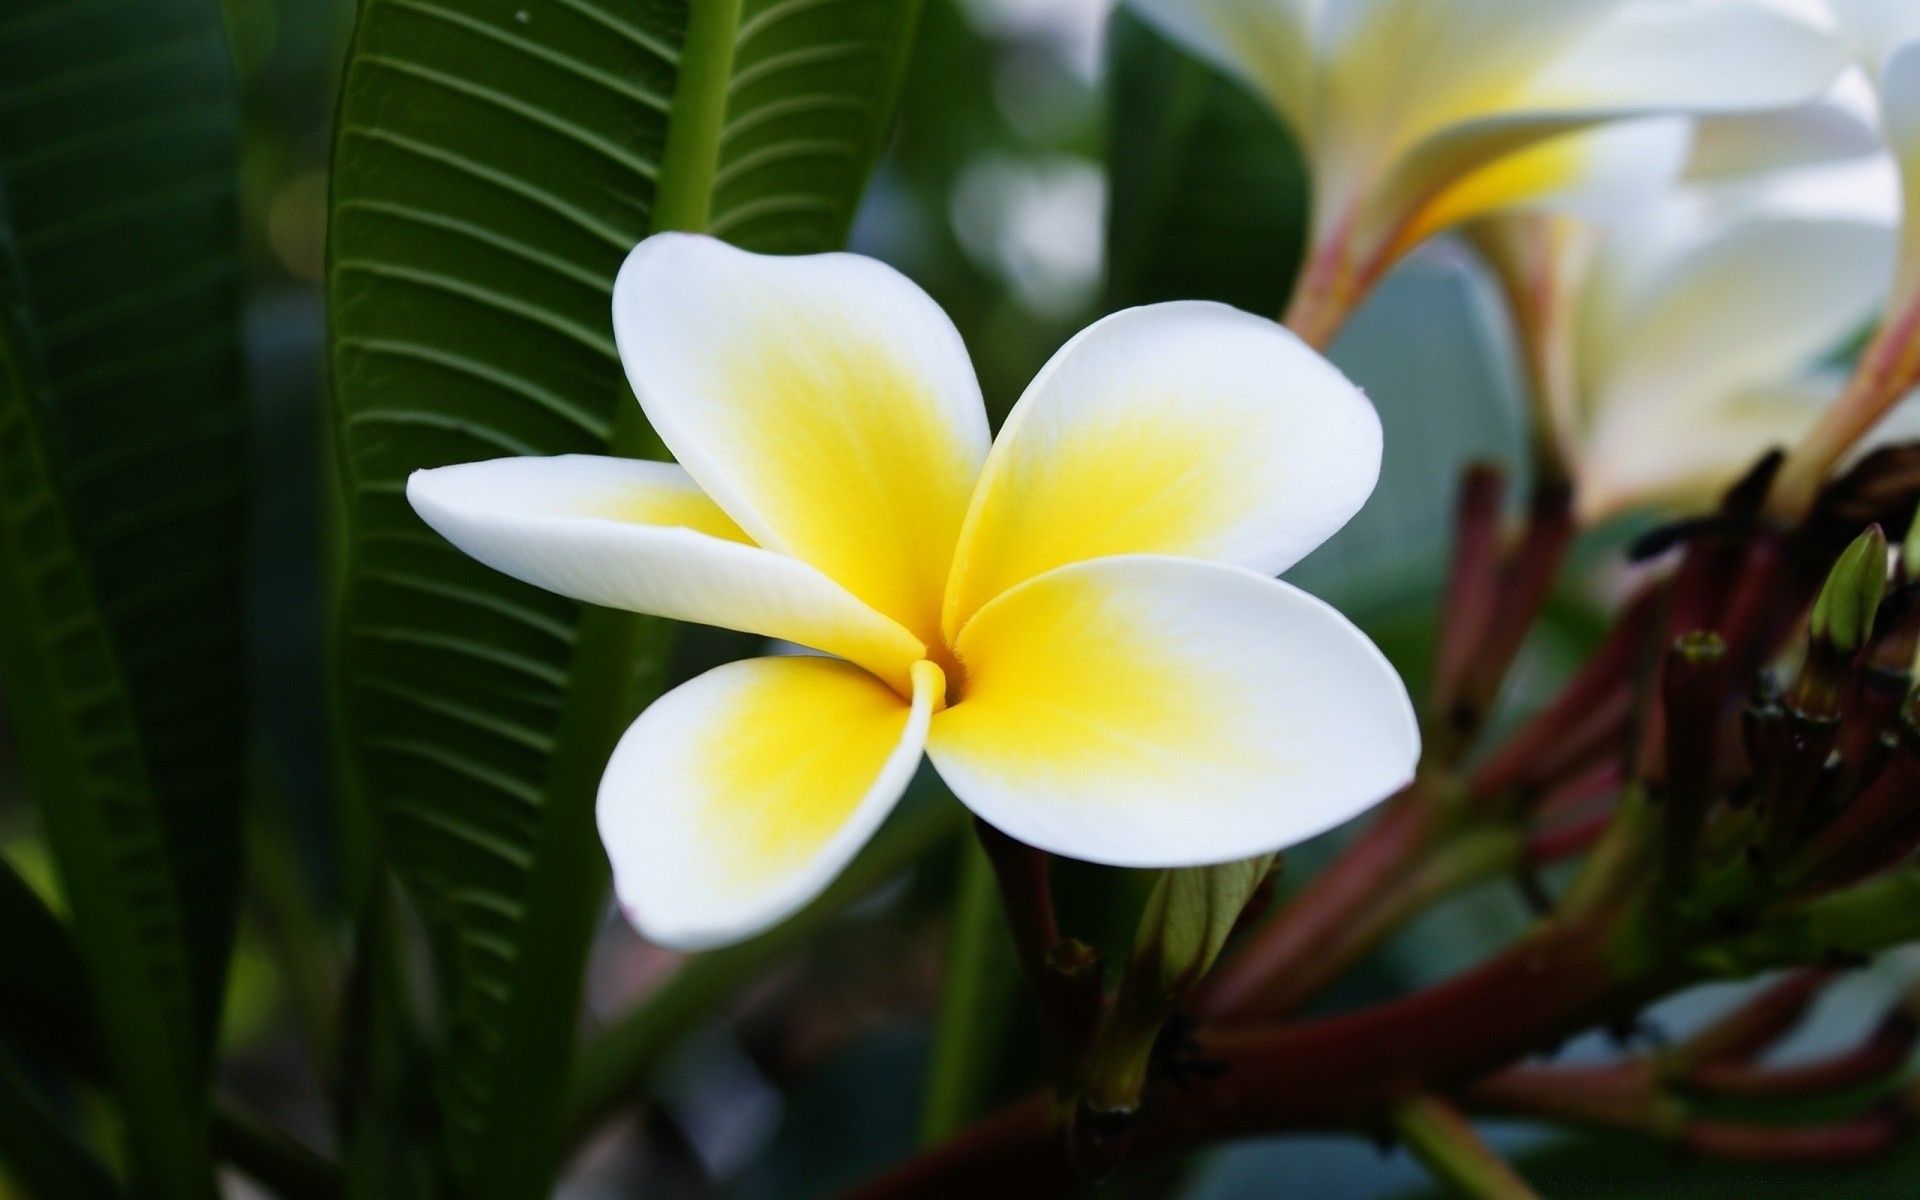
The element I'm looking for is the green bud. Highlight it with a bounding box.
[1131,853,1278,996]
[1080,854,1278,1119]
[1811,525,1888,657]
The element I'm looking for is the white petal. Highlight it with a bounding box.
[407,455,924,690]
[1883,42,1920,304]
[1578,376,1832,521]
[928,556,1418,867]
[1377,2,1843,241]
[1587,217,1894,429]
[612,233,989,651]
[942,302,1380,634]
[1519,2,1845,116]
[1829,0,1920,67]
[1408,119,1692,245]
[599,656,940,950]
[1688,95,1886,181]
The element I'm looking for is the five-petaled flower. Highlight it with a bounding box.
[1124,0,1845,345]
[408,234,1419,949]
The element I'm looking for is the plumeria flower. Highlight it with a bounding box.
[1122,0,1847,347]
[407,235,1419,949]
[1826,2,1920,292]
[1767,0,1920,512]
[1470,174,1897,522]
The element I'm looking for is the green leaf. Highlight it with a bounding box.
[0,197,215,1197]
[0,0,248,1052]
[1104,9,1308,317]
[0,0,244,1189]
[325,0,924,1194]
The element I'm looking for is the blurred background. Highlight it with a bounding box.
[5,0,1918,1196]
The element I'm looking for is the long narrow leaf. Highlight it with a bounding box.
[0,0,248,1049]
[327,1,924,1194]
[0,191,214,1198]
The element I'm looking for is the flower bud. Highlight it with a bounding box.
[1075,853,1279,1159]
[1812,525,1888,660]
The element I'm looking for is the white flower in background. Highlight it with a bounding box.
[1122,0,1847,345]
[1689,0,1920,516]
[408,234,1418,949]
[1468,112,1900,522]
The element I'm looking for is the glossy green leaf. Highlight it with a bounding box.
[0,0,248,1050]
[326,0,924,1193]
[1104,8,1307,317]
[0,199,214,1197]
[0,1,244,1192]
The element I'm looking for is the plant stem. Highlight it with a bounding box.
[1199,786,1441,1022]
[1203,813,1519,1023]
[1774,295,1920,521]
[1390,1095,1539,1200]
[919,835,1015,1146]
[1431,465,1507,743]
[651,0,743,234]
[845,915,1670,1200]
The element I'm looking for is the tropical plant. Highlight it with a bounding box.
[5,1,1920,1199]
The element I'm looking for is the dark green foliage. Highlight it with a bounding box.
[326,1,926,1193]
[0,0,247,1051]
[1104,9,1308,317]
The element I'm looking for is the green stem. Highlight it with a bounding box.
[1706,866,1920,973]
[566,797,964,1144]
[1391,1095,1540,1200]
[652,0,744,234]
[918,836,1014,1146]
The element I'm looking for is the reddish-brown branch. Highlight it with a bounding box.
[1470,1061,1908,1165]
[1432,466,1508,733]
[1471,587,1660,801]
[975,818,1058,974]
[1685,1012,1916,1099]
[847,917,1667,1200]
[1461,483,1577,728]
[1666,969,1832,1071]
[1197,789,1440,1023]
[1469,1063,1671,1136]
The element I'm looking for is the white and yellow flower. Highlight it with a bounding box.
[1756,0,1920,514]
[1827,2,1920,298]
[1122,0,1847,345]
[1479,203,1896,522]
[407,234,1419,949]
